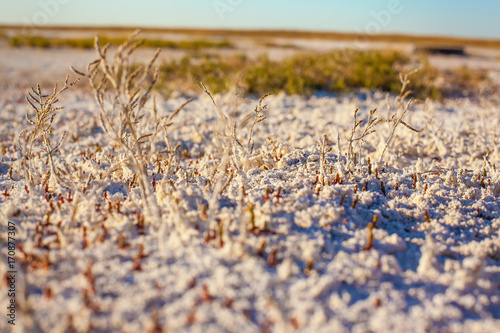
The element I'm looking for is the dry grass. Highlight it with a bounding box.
[71,30,193,224]
[18,77,79,188]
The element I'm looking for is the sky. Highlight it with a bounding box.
[0,0,499,40]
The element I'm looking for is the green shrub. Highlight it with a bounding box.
[157,49,489,99]
[158,50,424,96]
[9,36,51,48]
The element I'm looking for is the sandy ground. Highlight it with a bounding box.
[0,32,499,333]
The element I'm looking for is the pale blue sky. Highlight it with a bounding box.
[0,0,499,39]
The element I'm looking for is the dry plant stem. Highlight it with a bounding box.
[378,69,421,164]
[199,82,246,174]
[337,133,343,163]
[346,107,362,171]
[345,109,373,171]
[221,171,234,194]
[344,107,386,172]
[237,185,248,246]
[200,83,242,148]
[206,152,230,230]
[248,93,271,154]
[153,96,194,174]
[72,30,169,224]
[385,68,418,118]
[200,82,271,173]
[378,99,413,164]
[199,82,231,127]
[354,108,383,165]
[319,135,332,185]
[20,76,79,189]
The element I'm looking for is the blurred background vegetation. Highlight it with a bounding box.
[158,50,490,100]
[3,33,492,100]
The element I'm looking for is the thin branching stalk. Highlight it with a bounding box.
[19,76,79,189]
[248,93,271,154]
[72,30,189,225]
[377,69,422,163]
[354,108,384,165]
[199,82,271,173]
[319,135,333,185]
[346,107,362,172]
[378,99,416,163]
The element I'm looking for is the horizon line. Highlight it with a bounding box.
[1,24,500,46]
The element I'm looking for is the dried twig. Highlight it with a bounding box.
[72,30,174,224]
[248,93,271,154]
[19,76,79,188]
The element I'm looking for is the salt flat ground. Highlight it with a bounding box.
[0,35,499,333]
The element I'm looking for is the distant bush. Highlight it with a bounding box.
[7,35,232,50]
[157,49,483,99]
[159,54,248,94]
[143,39,232,50]
[9,36,52,48]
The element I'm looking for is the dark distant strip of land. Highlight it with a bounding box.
[1,25,500,48]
